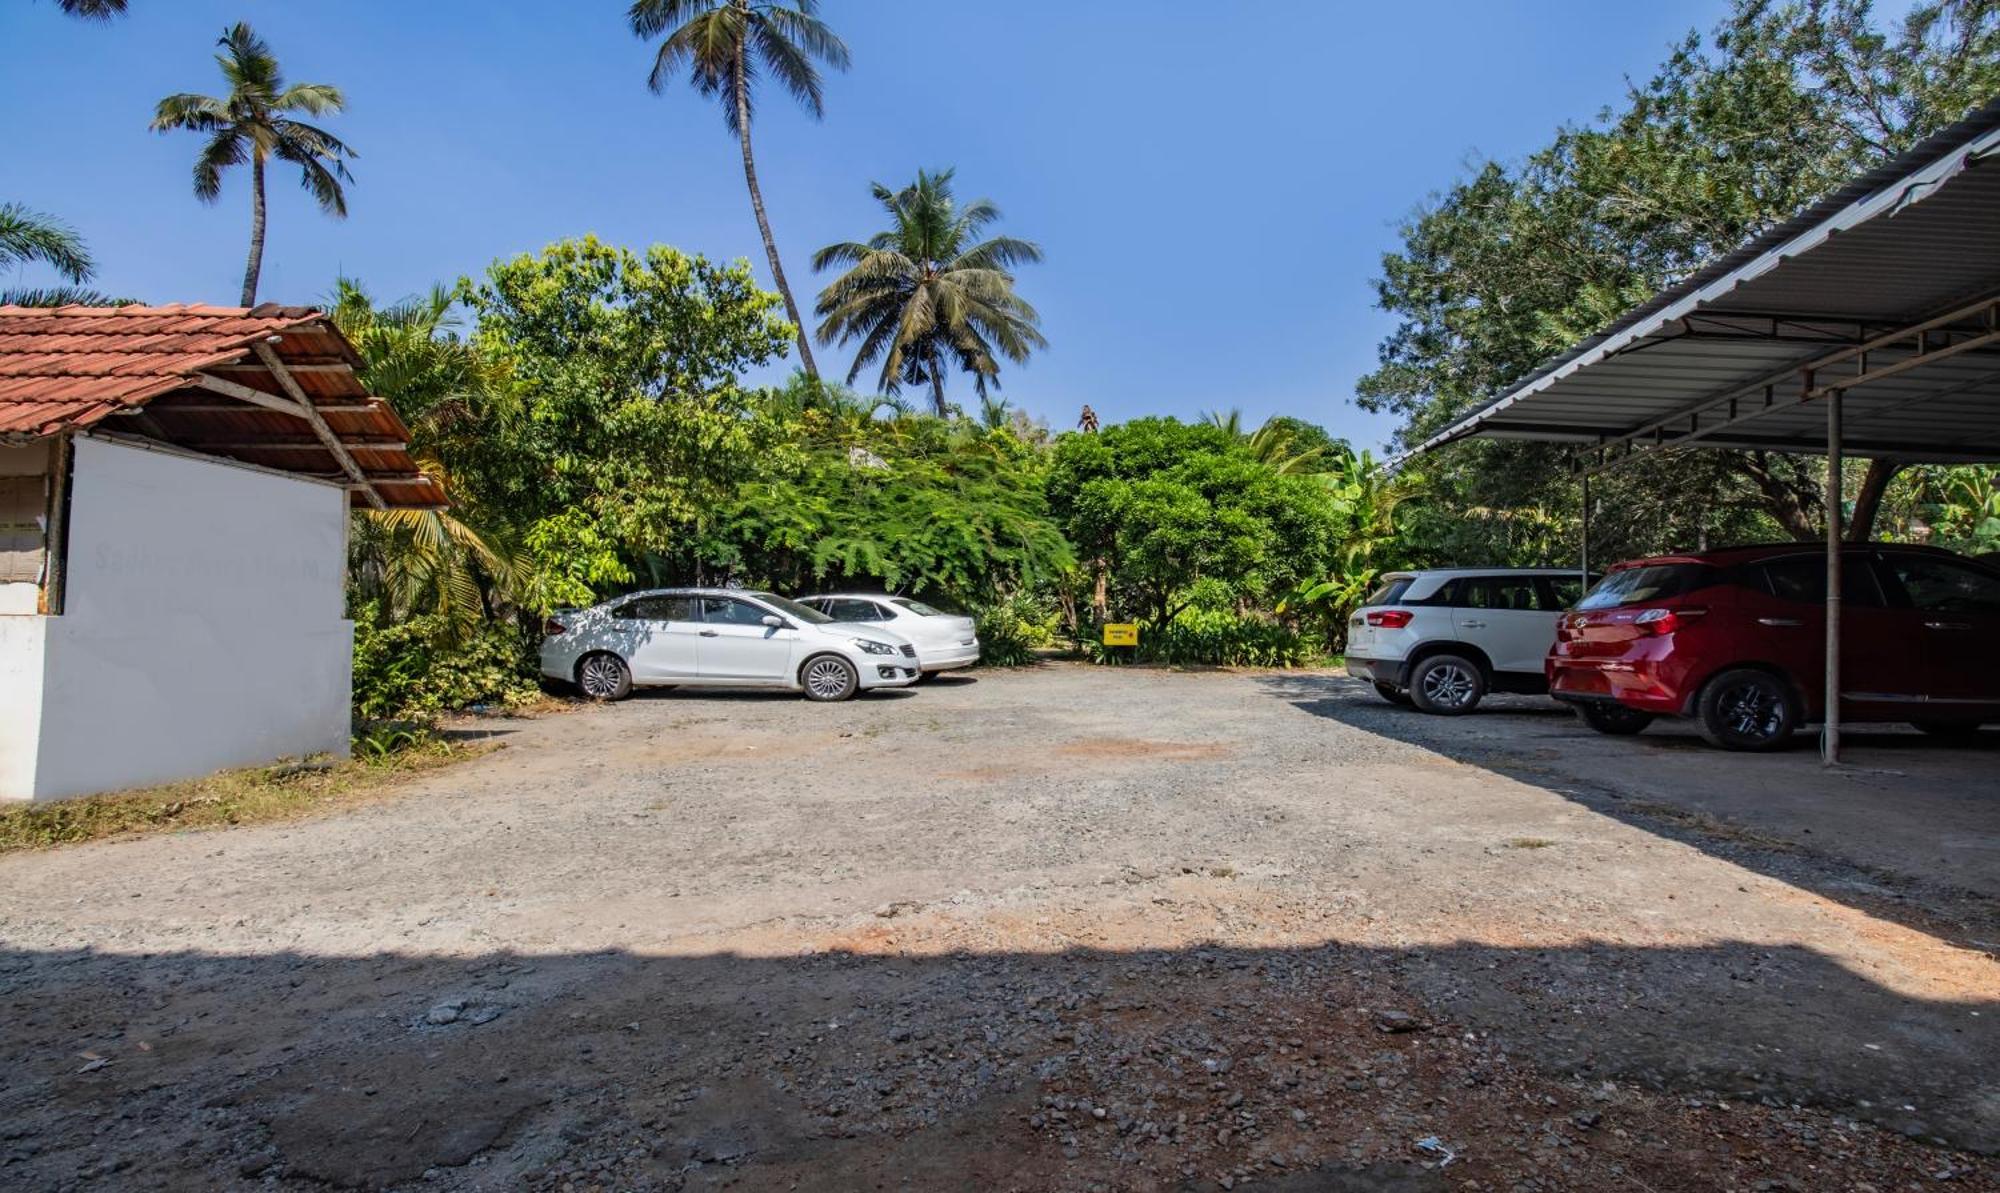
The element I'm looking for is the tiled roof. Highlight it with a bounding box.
[0,304,341,435]
[0,304,444,508]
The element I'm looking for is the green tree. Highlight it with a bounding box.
[0,201,119,306]
[151,22,355,306]
[55,0,127,17]
[629,0,848,378]
[1046,418,1339,633]
[1360,0,2000,561]
[813,168,1046,416]
[454,236,793,611]
[330,279,528,637]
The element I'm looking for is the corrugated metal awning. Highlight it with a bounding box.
[1413,95,2000,468]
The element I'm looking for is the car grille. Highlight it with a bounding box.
[900,644,918,658]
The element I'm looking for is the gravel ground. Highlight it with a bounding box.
[0,663,1994,1191]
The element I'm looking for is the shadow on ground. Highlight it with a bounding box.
[0,933,1992,1190]
[1262,672,2000,956]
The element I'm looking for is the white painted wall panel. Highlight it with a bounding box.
[0,616,46,799]
[23,437,352,800]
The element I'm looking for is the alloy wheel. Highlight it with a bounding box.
[1718,680,1784,741]
[579,655,626,699]
[804,657,855,701]
[1421,663,1476,709]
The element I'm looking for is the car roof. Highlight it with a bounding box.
[1378,567,1589,580]
[608,587,777,600]
[1604,541,1982,570]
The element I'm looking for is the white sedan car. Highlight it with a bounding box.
[796,594,981,676]
[540,588,920,702]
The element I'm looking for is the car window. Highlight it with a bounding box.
[623,595,697,622]
[891,597,944,617]
[1884,555,2000,613]
[1455,576,1546,611]
[1756,556,1884,606]
[1576,564,1714,610]
[824,598,885,622]
[1539,575,1590,610]
[701,597,774,626]
[1362,578,1412,606]
[750,593,832,624]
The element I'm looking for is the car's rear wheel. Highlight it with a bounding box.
[1373,681,1412,707]
[576,652,632,701]
[1575,701,1654,736]
[1696,668,1798,751]
[800,654,860,702]
[1409,654,1485,715]
[1912,719,1986,739]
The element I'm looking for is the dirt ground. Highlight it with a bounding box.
[0,664,1995,1192]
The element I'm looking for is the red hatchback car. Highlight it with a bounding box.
[1548,543,2000,750]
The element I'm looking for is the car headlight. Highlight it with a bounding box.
[855,638,897,656]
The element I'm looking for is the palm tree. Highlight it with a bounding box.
[56,0,128,17]
[1201,409,1331,475]
[330,279,528,637]
[813,169,1046,416]
[629,0,848,379]
[0,201,119,306]
[151,23,355,306]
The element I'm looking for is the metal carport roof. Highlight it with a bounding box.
[1404,93,2000,767]
[1415,94,2000,469]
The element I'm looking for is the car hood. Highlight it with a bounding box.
[811,622,914,646]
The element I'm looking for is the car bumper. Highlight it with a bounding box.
[918,642,981,672]
[1345,655,1407,687]
[856,660,921,689]
[1547,656,1685,714]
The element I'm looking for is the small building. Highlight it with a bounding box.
[0,304,444,801]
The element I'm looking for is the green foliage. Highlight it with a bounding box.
[972,594,1059,667]
[690,393,1072,605]
[350,605,541,721]
[1047,417,1342,633]
[814,168,1045,414]
[1087,608,1315,669]
[455,236,793,611]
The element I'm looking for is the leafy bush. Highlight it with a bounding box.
[1088,608,1316,668]
[973,594,1059,667]
[351,606,542,720]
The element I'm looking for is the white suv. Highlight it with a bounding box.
[1344,569,1592,714]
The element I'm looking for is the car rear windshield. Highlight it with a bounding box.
[1362,577,1412,606]
[751,593,833,624]
[1575,564,1714,610]
[891,597,945,617]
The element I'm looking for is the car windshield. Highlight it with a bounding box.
[752,593,833,624]
[891,597,945,616]
[1575,564,1713,610]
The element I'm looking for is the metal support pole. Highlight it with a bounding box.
[1579,468,1592,586]
[1823,387,1843,767]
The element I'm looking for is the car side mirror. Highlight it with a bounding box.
[761,614,784,628]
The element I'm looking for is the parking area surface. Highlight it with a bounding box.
[0,665,1995,1190]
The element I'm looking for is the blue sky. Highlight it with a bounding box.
[3,1,1739,448]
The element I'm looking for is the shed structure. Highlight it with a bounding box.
[1409,96,2000,763]
[0,303,439,801]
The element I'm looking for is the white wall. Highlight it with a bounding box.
[9,436,353,800]
[0,616,45,797]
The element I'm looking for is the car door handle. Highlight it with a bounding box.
[698,630,719,637]
[1757,617,1803,627]
[1924,620,1972,631]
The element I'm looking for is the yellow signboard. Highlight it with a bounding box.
[1101,622,1139,647]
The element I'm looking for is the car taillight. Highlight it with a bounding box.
[542,618,567,636]
[1365,609,1413,628]
[1633,606,1706,635]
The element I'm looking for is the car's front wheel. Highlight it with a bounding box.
[1696,668,1798,751]
[1409,654,1485,715]
[800,654,860,702]
[576,652,632,701]
[1575,701,1654,736]
[1373,681,1412,707]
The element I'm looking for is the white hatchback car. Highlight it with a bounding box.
[540,588,920,702]
[1344,568,1594,714]
[795,593,981,677]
